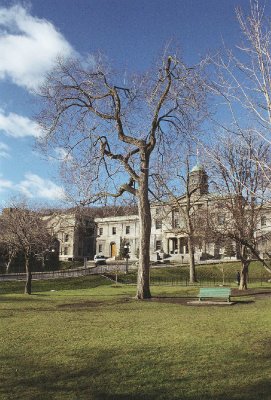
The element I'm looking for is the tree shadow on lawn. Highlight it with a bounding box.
[2,348,271,400]
[0,294,49,303]
[1,350,170,400]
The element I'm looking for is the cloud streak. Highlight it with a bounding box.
[0,4,74,91]
[0,175,13,191]
[18,173,66,200]
[0,109,41,137]
[0,173,65,201]
[0,142,10,158]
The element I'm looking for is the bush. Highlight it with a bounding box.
[200,252,214,261]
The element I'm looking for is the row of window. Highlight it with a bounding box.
[99,226,131,236]
[97,216,268,236]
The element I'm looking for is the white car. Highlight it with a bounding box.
[94,254,107,265]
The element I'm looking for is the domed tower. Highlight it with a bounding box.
[189,164,208,195]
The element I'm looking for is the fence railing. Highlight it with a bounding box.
[0,265,269,286]
[149,277,269,286]
[0,264,130,281]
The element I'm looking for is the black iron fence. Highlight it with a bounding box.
[0,265,269,287]
[0,264,129,281]
[150,277,269,287]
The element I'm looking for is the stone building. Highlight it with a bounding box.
[44,211,96,261]
[149,165,216,262]
[12,164,269,264]
[95,214,139,259]
[93,164,223,262]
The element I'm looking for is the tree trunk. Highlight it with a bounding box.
[24,255,32,295]
[187,236,197,283]
[5,250,15,273]
[136,174,152,299]
[5,260,12,274]
[239,260,249,290]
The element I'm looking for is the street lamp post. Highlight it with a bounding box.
[124,245,129,274]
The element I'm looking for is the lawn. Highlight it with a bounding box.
[118,260,271,286]
[0,277,271,400]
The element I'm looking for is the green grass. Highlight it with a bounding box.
[117,260,271,285]
[0,275,111,294]
[1,276,271,400]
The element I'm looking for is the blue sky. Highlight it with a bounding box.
[0,0,267,207]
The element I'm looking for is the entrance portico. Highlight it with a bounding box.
[167,237,188,254]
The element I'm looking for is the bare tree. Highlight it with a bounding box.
[36,51,206,299]
[153,153,209,283]
[0,203,54,294]
[208,133,271,289]
[209,1,271,186]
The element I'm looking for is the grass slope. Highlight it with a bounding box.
[118,260,271,285]
[0,277,271,400]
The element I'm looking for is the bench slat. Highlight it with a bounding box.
[198,287,231,302]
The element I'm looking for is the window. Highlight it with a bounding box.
[98,244,103,253]
[173,219,180,228]
[218,214,225,225]
[172,211,180,228]
[64,247,69,255]
[99,227,103,236]
[112,227,116,235]
[126,226,130,234]
[261,216,267,227]
[156,240,162,251]
[155,219,162,229]
[65,234,69,242]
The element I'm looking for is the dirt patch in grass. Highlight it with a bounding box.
[147,296,194,305]
[57,300,105,309]
[57,297,132,310]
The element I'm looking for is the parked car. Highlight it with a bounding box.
[94,254,107,266]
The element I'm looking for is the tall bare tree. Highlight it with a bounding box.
[153,153,209,283]
[0,203,53,294]
[208,133,271,289]
[36,52,206,299]
[209,1,271,186]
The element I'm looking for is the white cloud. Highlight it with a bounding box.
[0,4,74,91]
[0,172,65,200]
[0,109,41,137]
[18,173,65,200]
[0,142,10,158]
[0,176,13,191]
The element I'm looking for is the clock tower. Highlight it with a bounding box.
[189,164,208,195]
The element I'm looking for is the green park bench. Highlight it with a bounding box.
[198,287,231,302]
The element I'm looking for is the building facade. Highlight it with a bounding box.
[44,211,96,261]
[93,165,224,262]
[41,165,271,263]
